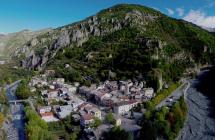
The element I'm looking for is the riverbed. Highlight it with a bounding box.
[178,71,215,140]
[5,81,26,140]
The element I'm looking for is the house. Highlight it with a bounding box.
[78,103,102,119]
[47,89,59,99]
[101,98,114,107]
[40,112,59,122]
[55,78,65,84]
[30,87,36,93]
[37,106,52,114]
[45,70,55,76]
[95,92,111,105]
[69,99,84,111]
[37,106,59,122]
[64,84,77,94]
[56,105,73,119]
[49,85,55,90]
[80,114,94,127]
[113,100,139,115]
[143,88,154,99]
[87,107,102,119]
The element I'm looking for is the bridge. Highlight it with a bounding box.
[9,99,29,104]
[9,99,35,111]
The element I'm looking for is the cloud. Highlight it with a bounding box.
[183,10,215,28]
[176,8,184,17]
[166,8,174,15]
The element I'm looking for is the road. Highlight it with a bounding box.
[3,81,26,140]
[156,81,190,109]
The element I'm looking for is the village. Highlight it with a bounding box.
[28,70,156,139]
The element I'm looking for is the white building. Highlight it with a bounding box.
[114,100,138,115]
[47,89,59,99]
[144,88,154,98]
[37,106,52,114]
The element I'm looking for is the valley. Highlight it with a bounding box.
[0,3,215,140]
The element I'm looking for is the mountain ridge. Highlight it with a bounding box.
[0,28,51,58]
[10,4,215,88]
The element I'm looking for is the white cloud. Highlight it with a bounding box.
[176,8,184,17]
[183,10,215,28]
[152,7,159,11]
[166,8,174,15]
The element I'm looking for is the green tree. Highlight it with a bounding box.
[0,113,4,128]
[16,80,30,99]
[105,112,115,124]
[103,126,132,140]
[92,117,102,128]
[70,132,78,140]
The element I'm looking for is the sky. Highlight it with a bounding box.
[0,0,215,33]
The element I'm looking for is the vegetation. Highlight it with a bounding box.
[102,126,132,140]
[92,117,102,128]
[104,112,115,124]
[48,114,81,140]
[16,80,31,99]
[0,113,4,128]
[145,83,179,110]
[46,6,215,89]
[25,107,56,140]
[141,97,187,140]
[0,62,34,85]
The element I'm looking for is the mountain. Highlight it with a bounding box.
[202,27,215,33]
[0,34,5,38]
[0,29,51,58]
[13,4,215,89]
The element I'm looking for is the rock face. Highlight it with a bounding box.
[0,29,51,58]
[14,5,159,69]
[12,4,215,70]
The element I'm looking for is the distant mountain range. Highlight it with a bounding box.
[0,29,51,58]
[0,34,5,38]
[202,27,215,32]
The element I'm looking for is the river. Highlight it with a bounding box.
[5,81,26,140]
[178,71,215,140]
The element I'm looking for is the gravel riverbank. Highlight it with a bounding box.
[178,73,215,140]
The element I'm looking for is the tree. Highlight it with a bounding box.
[105,112,115,124]
[103,126,132,140]
[25,107,56,140]
[92,117,102,128]
[16,80,30,99]
[70,132,78,140]
[0,113,4,128]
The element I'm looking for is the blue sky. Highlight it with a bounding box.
[0,0,215,33]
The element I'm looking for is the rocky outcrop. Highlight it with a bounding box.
[14,7,159,69]
[0,29,51,58]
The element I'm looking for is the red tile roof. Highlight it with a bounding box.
[40,112,54,117]
[81,114,94,120]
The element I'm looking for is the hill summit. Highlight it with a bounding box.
[13,4,215,89]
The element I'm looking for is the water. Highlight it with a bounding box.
[6,81,26,140]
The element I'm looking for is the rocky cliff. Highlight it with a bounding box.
[0,29,51,58]
[12,4,215,87]
[14,4,162,69]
